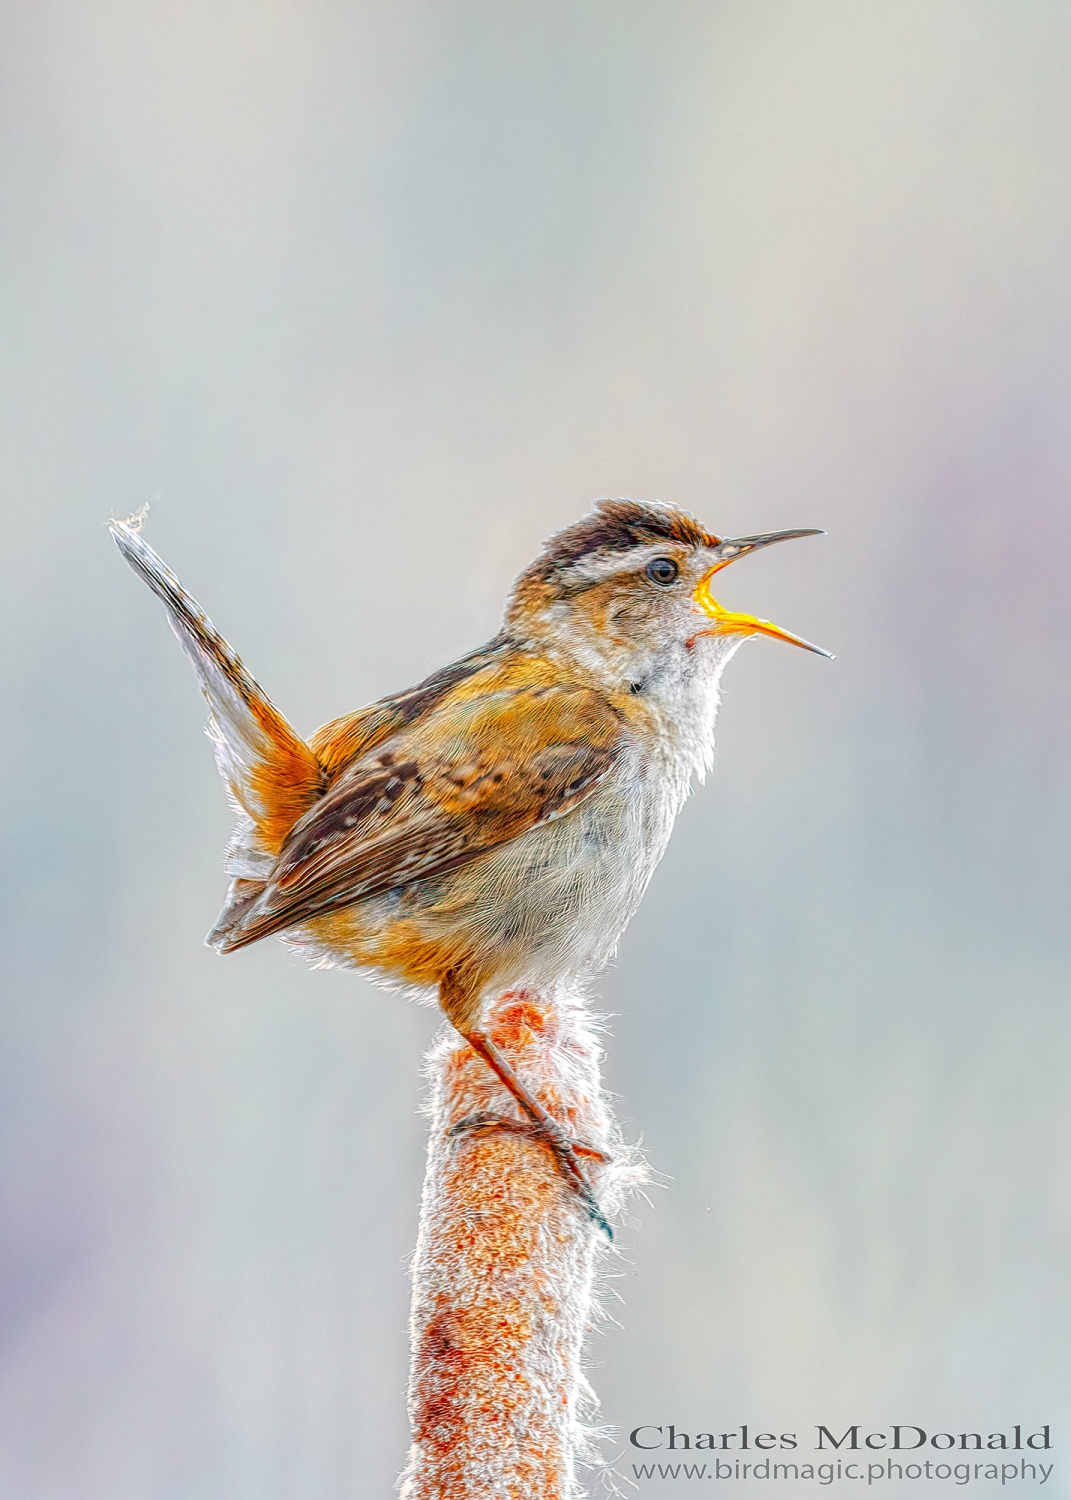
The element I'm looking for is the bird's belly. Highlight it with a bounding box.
[299,765,685,994]
[469,787,668,976]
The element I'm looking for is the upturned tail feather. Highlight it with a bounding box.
[110,517,326,946]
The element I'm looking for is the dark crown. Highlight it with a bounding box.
[520,499,720,590]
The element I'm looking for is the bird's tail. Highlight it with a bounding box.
[110,514,325,945]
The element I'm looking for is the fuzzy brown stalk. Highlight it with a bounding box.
[399,989,636,1500]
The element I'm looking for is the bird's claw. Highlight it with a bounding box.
[448,1111,613,1240]
[529,1118,612,1164]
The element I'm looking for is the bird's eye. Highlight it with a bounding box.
[645,557,679,586]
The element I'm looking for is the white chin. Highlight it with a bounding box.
[696,632,748,672]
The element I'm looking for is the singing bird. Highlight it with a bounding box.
[112,500,829,1232]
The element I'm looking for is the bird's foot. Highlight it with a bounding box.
[456,1028,614,1238]
[448,1110,614,1240]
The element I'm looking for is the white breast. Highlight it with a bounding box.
[452,676,720,995]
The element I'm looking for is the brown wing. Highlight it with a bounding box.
[215,678,628,950]
[307,635,515,777]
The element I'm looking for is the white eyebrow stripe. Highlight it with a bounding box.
[558,542,688,585]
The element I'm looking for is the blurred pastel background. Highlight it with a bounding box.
[2,2,1070,1495]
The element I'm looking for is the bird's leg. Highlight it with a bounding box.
[461,1030,610,1161]
[437,974,613,1235]
[451,1027,613,1239]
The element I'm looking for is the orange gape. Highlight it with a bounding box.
[113,499,829,1234]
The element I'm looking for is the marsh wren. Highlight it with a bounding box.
[113,500,829,1234]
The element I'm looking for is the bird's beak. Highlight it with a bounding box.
[693,529,834,659]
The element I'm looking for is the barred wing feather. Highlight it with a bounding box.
[216,683,627,950]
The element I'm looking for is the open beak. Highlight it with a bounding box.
[693,529,834,659]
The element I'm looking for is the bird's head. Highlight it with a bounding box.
[505,498,831,693]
